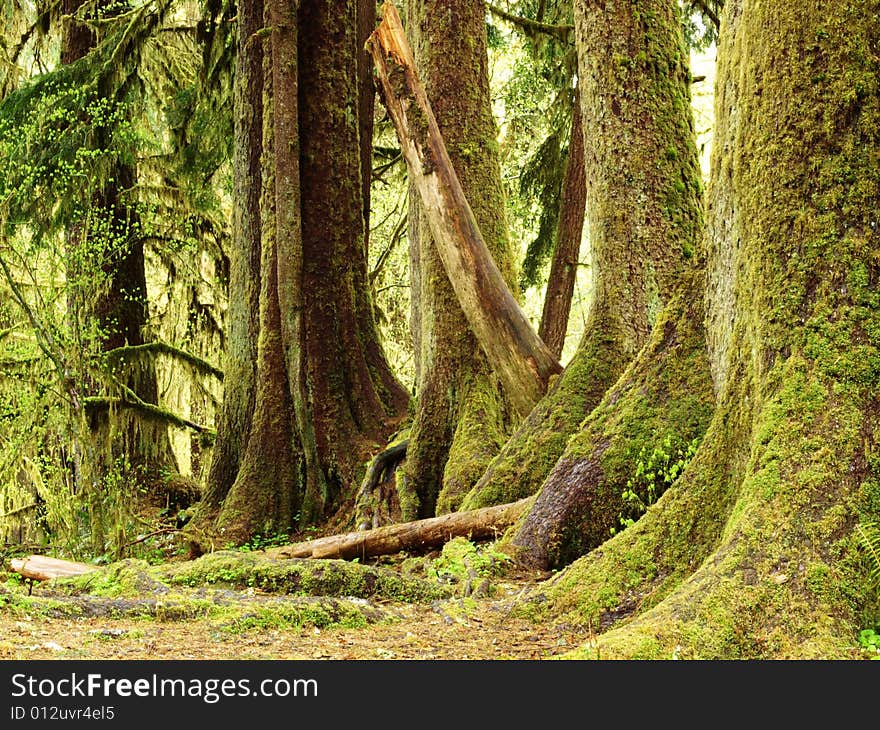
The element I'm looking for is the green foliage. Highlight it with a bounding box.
[612,434,701,535]
[858,627,880,658]
[231,531,294,553]
[857,521,880,588]
[430,537,512,586]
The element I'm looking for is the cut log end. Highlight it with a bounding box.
[9,555,97,582]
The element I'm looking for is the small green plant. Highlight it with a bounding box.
[232,531,292,552]
[612,434,700,535]
[858,628,880,658]
[430,537,512,588]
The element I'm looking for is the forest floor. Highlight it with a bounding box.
[0,550,592,661]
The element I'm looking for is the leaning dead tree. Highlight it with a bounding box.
[366,2,562,417]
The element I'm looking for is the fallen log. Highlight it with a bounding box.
[10,555,97,582]
[366,3,561,417]
[268,498,531,561]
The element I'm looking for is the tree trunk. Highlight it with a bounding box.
[200,0,263,518]
[201,0,409,542]
[369,3,562,417]
[378,0,524,520]
[538,88,586,361]
[213,0,304,544]
[461,0,703,511]
[357,0,377,247]
[270,497,530,560]
[299,0,409,509]
[519,0,880,659]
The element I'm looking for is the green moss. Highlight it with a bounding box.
[158,551,450,603]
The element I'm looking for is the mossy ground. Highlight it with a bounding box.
[0,541,593,660]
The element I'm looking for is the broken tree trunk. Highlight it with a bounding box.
[268,497,531,561]
[366,2,562,417]
[10,555,97,582]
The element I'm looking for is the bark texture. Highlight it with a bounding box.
[271,497,530,560]
[462,0,702,510]
[369,4,562,416]
[299,0,408,506]
[538,88,587,360]
[214,0,304,543]
[201,0,408,542]
[395,0,522,519]
[518,0,880,659]
[200,0,263,517]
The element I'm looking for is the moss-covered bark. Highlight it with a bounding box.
[401,0,518,519]
[462,0,702,510]
[510,269,715,568]
[200,0,262,518]
[214,7,304,543]
[298,0,409,504]
[514,0,880,659]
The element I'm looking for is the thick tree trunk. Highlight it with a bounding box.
[461,0,702,511]
[214,1,304,543]
[202,0,408,541]
[538,89,586,360]
[518,0,880,659]
[200,0,263,518]
[299,0,409,508]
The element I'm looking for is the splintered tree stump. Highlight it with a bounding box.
[268,498,531,561]
[10,555,97,582]
[366,2,561,417]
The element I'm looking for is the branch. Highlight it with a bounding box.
[268,497,532,561]
[83,389,215,436]
[690,0,720,31]
[103,342,224,381]
[487,3,573,42]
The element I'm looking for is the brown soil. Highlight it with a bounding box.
[0,570,592,661]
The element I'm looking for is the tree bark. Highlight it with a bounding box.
[299,0,409,509]
[461,0,703,511]
[357,0,377,247]
[538,88,586,360]
[270,498,531,560]
[516,0,880,659]
[214,0,304,544]
[200,0,263,519]
[369,2,562,417]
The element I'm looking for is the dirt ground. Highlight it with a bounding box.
[0,573,593,661]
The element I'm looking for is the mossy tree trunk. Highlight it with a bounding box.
[203,0,408,542]
[211,0,307,544]
[401,0,519,519]
[298,0,409,508]
[520,0,880,659]
[462,0,703,510]
[200,0,263,520]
